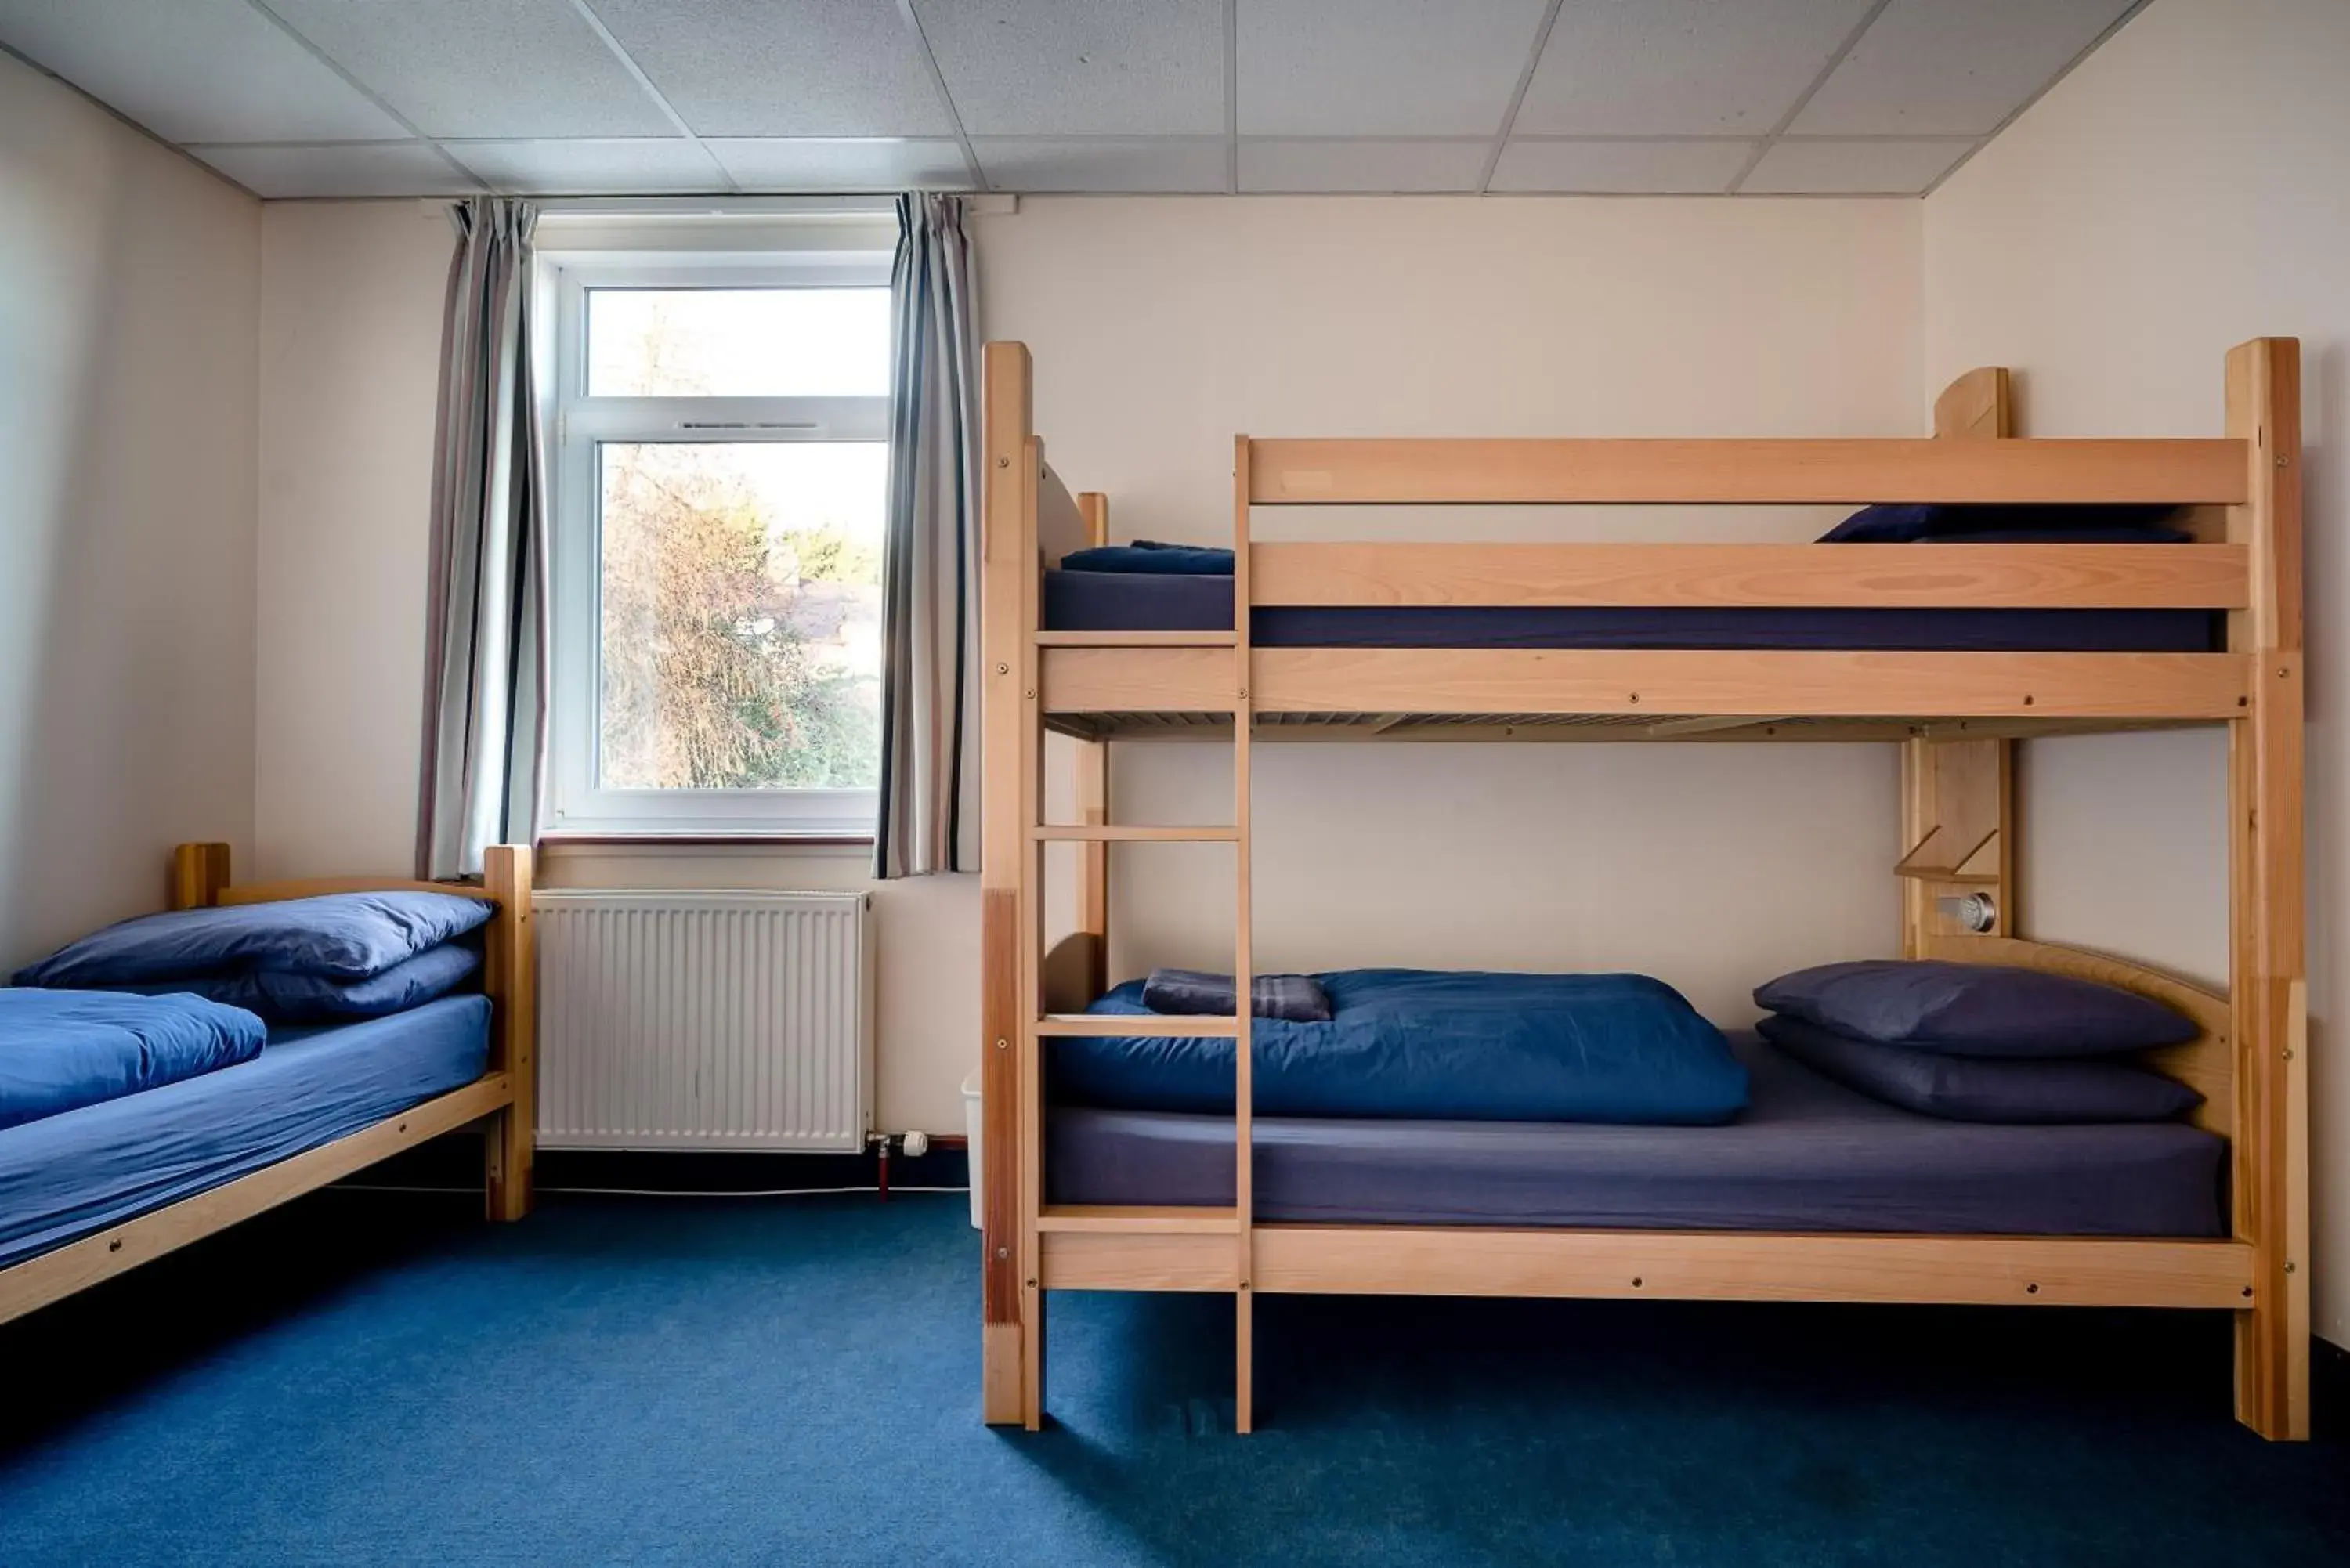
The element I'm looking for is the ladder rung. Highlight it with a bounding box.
[1036,1013,1241,1037]
[1033,630,1240,647]
[1030,824,1239,842]
[1036,1205,1241,1234]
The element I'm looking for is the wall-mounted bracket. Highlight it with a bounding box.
[1894,823,2003,883]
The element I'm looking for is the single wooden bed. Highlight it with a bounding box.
[977,339,2307,1439]
[0,842,536,1326]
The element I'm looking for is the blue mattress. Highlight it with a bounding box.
[1047,1032,2225,1237]
[0,995,490,1270]
[1043,570,2222,652]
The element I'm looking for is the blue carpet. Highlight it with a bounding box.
[2,1190,2345,1566]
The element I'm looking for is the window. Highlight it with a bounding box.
[546,247,892,836]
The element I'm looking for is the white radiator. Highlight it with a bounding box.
[535,890,873,1152]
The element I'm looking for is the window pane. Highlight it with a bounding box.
[597,442,884,792]
[588,288,891,397]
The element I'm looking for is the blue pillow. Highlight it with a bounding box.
[0,989,266,1129]
[114,942,483,1023]
[1757,1014,2201,1123]
[1141,967,1332,1023]
[1819,503,2187,544]
[13,891,495,987]
[1754,959,2198,1058]
[1058,540,1236,576]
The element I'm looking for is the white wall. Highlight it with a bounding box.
[253,196,1921,1132]
[255,202,451,880]
[0,54,259,967]
[1922,0,2350,1342]
[985,197,1923,1020]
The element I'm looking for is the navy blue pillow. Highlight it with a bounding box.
[1141,967,1332,1023]
[1819,504,2187,544]
[115,942,483,1022]
[13,891,496,987]
[1059,540,1236,576]
[1757,1014,2201,1123]
[1754,959,2198,1058]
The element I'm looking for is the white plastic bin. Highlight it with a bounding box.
[962,1070,984,1230]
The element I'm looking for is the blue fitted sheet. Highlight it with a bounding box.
[0,995,490,1270]
[1042,570,2222,652]
[1047,1032,2226,1237]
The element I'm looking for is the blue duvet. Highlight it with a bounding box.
[1058,969,1748,1125]
[0,989,266,1129]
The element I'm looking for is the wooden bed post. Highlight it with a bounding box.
[1233,435,1257,1434]
[1902,370,2017,956]
[2225,337,2308,1440]
[1074,491,1112,1002]
[482,845,536,1223]
[171,842,231,911]
[980,341,1041,1427]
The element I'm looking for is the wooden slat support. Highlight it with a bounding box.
[170,840,230,910]
[2225,337,2307,1440]
[1038,1226,2253,1308]
[1073,491,1113,1002]
[1901,373,2018,965]
[481,844,536,1223]
[1032,825,1237,842]
[1036,1013,1241,1037]
[978,341,1036,1426]
[1249,436,2247,507]
[1250,648,2247,721]
[1252,541,2247,610]
[1233,435,1258,1433]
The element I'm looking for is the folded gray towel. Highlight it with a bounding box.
[1142,967,1332,1023]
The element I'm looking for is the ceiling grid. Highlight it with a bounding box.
[0,0,2152,200]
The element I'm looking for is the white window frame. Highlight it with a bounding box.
[543,247,894,837]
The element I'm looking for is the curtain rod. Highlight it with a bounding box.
[417,194,1015,219]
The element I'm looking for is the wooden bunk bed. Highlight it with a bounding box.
[977,339,2307,1440]
[0,842,537,1326]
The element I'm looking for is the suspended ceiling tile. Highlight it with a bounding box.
[971,138,1227,193]
[443,139,730,196]
[1741,137,1972,194]
[1513,0,1877,137]
[1790,0,2139,137]
[1238,139,1490,193]
[1487,139,1755,194]
[913,0,1224,136]
[707,139,976,191]
[584,0,953,138]
[1238,0,1549,137]
[0,0,408,143]
[188,141,479,199]
[264,0,675,139]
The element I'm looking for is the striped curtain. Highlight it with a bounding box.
[417,198,548,880]
[873,194,981,878]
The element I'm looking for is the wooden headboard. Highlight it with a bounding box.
[1922,932,2232,1135]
